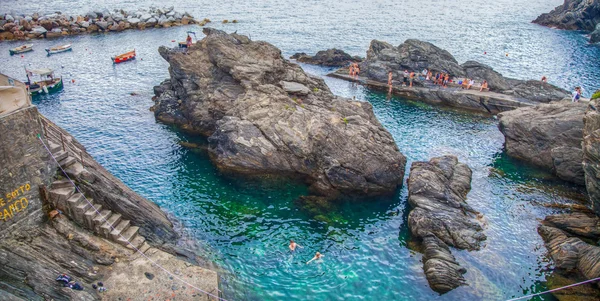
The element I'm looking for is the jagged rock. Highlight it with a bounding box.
[30,26,47,34]
[583,93,600,214]
[127,17,140,25]
[290,48,360,67]
[280,81,311,95]
[86,11,98,20]
[79,21,90,28]
[407,155,485,293]
[533,0,600,31]
[592,24,600,43]
[498,102,587,185]
[5,14,14,22]
[359,39,570,102]
[87,24,99,32]
[146,17,157,25]
[153,28,407,197]
[96,21,109,30]
[140,13,152,21]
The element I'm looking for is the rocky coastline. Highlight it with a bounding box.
[0,7,208,41]
[290,48,361,67]
[329,39,570,114]
[533,0,600,43]
[583,93,600,215]
[407,156,486,293]
[152,28,406,199]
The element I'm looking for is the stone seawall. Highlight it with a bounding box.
[0,106,56,235]
[0,7,210,41]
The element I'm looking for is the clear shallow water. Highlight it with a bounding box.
[0,1,595,300]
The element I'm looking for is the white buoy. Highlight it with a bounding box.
[42,86,49,94]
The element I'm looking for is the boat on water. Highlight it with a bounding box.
[112,49,136,64]
[25,68,63,96]
[9,44,33,55]
[46,44,72,55]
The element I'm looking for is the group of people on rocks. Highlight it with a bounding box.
[348,62,360,80]
[385,68,490,92]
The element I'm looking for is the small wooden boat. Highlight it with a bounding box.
[25,68,63,96]
[45,44,72,55]
[9,44,33,55]
[111,49,136,64]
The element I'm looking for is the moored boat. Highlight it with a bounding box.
[111,49,136,64]
[9,44,33,55]
[25,68,63,96]
[45,44,72,55]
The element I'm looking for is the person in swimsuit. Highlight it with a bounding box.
[541,76,547,83]
[289,240,302,252]
[306,252,324,264]
[443,74,449,87]
[409,71,415,87]
[480,80,488,92]
[354,63,360,79]
[572,87,582,102]
[403,70,409,86]
[468,79,474,90]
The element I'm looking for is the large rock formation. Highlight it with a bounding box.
[591,23,600,43]
[498,102,588,185]
[358,39,570,103]
[583,92,600,215]
[538,212,600,300]
[533,0,600,31]
[290,48,361,67]
[407,156,486,293]
[153,28,406,198]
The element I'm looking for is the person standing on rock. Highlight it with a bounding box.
[409,71,415,87]
[572,86,582,102]
[388,71,394,93]
[403,70,409,86]
[353,63,360,80]
[185,34,193,54]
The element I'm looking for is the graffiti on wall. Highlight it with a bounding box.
[0,183,31,222]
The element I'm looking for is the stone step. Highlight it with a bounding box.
[126,234,146,251]
[50,179,72,190]
[75,200,93,226]
[93,210,112,233]
[110,219,131,241]
[84,204,102,230]
[48,141,61,153]
[65,193,84,218]
[100,213,122,238]
[65,162,85,179]
[139,242,151,254]
[48,187,75,211]
[58,156,77,168]
[53,150,69,162]
[117,226,140,247]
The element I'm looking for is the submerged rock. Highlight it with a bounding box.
[153,28,406,198]
[290,48,360,67]
[533,0,600,31]
[583,92,600,214]
[498,102,587,185]
[407,155,485,293]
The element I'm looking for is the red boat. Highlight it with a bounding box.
[111,49,136,64]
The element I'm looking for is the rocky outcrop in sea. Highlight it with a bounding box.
[498,102,588,185]
[358,39,570,103]
[290,49,361,67]
[0,7,208,41]
[533,0,600,31]
[153,28,407,198]
[583,92,600,214]
[407,155,486,293]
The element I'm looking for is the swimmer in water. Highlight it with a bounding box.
[306,252,324,264]
[289,240,302,252]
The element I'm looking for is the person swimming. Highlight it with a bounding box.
[289,240,302,252]
[306,251,324,264]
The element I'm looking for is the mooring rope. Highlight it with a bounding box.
[38,134,228,301]
[506,276,600,301]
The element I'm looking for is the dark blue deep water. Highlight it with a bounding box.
[1,0,597,300]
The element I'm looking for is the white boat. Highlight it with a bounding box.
[45,44,72,55]
[9,44,33,55]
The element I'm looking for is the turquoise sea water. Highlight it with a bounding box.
[0,0,597,300]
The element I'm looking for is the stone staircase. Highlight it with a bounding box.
[44,131,148,253]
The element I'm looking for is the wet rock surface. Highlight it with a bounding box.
[153,28,407,198]
[290,48,361,67]
[498,102,587,185]
[533,0,600,31]
[407,155,485,293]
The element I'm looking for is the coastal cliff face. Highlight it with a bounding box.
[533,0,600,31]
[407,156,485,293]
[153,28,407,198]
[583,94,600,214]
[498,102,587,185]
[359,39,569,103]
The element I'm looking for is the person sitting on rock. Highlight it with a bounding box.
[572,86,582,102]
[403,70,409,86]
[467,79,475,90]
[461,78,468,89]
[480,80,489,92]
[306,251,324,264]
